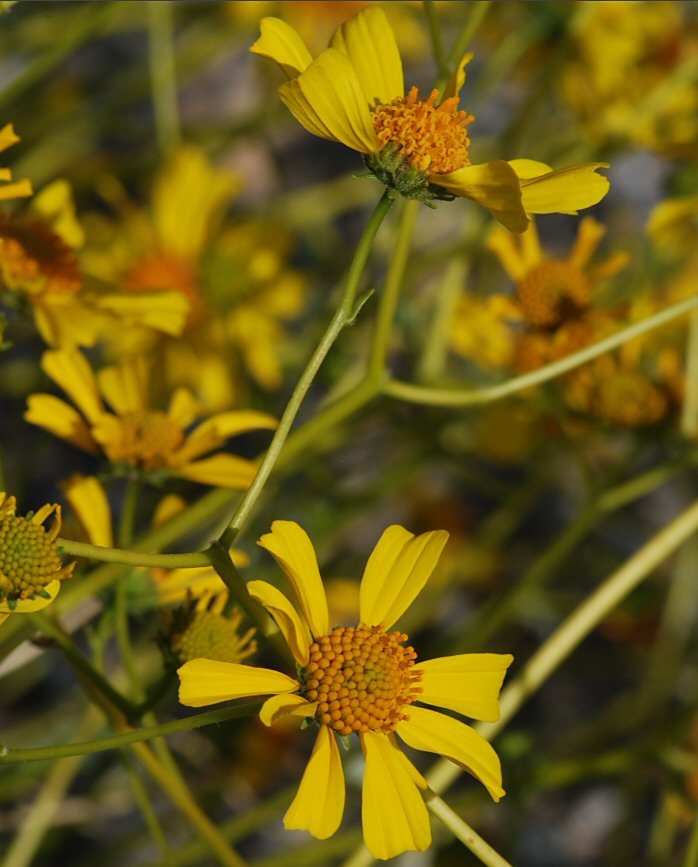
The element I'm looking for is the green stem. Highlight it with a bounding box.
[119,479,140,548]
[683,807,698,867]
[121,750,173,862]
[682,308,698,437]
[440,1,493,90]
[423,1,448,80]
[427,497,698,795]
[219,189,395,547]
[386,293,698,407]
[56,538,210,569]
[205,542,294,666]
[148,0,181,153]
[367,199,419,380]
[27,612,135,719]
[0,702,261,764]
[425,791,512,867]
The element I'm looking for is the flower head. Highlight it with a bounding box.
[26,348,277,487]
[168,594,257,666]
[0,492,74,625]
[252,8,610,230]
[178,521,512,860]
[0,124,32,203]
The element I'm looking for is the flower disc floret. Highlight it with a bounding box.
[516,260,592,328]
[300,624,422,736]
[372,86,473,175]
[173,609,257,665]
[113,410,185,471]
[0,212,80,296]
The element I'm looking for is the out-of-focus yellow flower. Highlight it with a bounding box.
[84,146,306,405]
[26,348,277,487]
[561,1,698,156]
[178,520,512,860]
[0,124,32,203]
[252,8,610,228]
[169,595,257,666]
[648,194,698,257]
[450,292,522,371]
[0,492,74,626]
[0,180,189,348]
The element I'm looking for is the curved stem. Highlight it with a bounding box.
[219,189,394,547]
[56,538,210,569]
[386,293,698,407]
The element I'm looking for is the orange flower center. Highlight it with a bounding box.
[0,514,62,602]
[301,625,422,736]
[112,410,184,471]
[371,86,473,175]
[125,253,203,326]
[0,213,80,296]
[516,260,592,329]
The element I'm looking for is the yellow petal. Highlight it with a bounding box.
[251,17,313,78]
[260,692,316,727]
[0,179,32,200]
[0,613,8,627]
[177,659,299,707]
[360,731,431,860]
[186,410,278,446]
[568,217,606,270]
[435,161,528,234]
[284,726,345,839]
[97,357,149,415]
[62,474,113,547]
[0,579,61,614]
[257,521,329,637]
[167,388,201,429]
[32,179,85,248]
[397,705,505,801]
[153,146,241,258]
[175,454,257,489]
[0,123,20,153]
[359,526,449,629]
[95,292,189,337]
[443,52,473,102]
[512,161,611,215]
[41,349,104,423]
[487,225,529,281]
[330,7,403,107]
[154,565,227,605]
[247,579,311,665]
[506,158,551,179]
[279,48,378,154]
[25,394,98,454]
[418,653,513,721]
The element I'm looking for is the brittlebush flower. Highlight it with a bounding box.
[0,124,31,203]
[178,521,513,860]
[251,7,610,230]
[26,348,277,487]
[83,147,306,405]
[0,493,74,627]
[0,180,189,348]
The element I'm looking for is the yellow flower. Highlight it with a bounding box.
[0,492,74,627]
[0,180,189,348]
[83,147,307,403]
[0,124,32,203]
[648,194,698,257]
[251,8,610,230]
[178,520,513,860]
[169,594,257,666]
[25,348,277,487]
[449,292,522,371]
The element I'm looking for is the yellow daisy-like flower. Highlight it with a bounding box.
[251,7,610,230]
[0,180,189,348]
[83,146,307,404]
[0,124,32,203]
[169,592,257,666]
[0,492,74,627]
[178,520,513,860]
[25,348,277,487]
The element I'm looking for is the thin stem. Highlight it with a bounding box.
[205,542,295,666]
[219,190,394,547]
[426,497,698,797]
[27,612,135,719]
[56,538,210,569]
[367,199,419,380]
[0,702,261,764]
[121,750,173,862]
[425,791,512,867]
[148,0,181,153]
[115,574,145,703]
[119,479,140,548]
[440,1,493,89]
[386,293,698,407]
[423,1,448,80]
[682,308,698,436]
